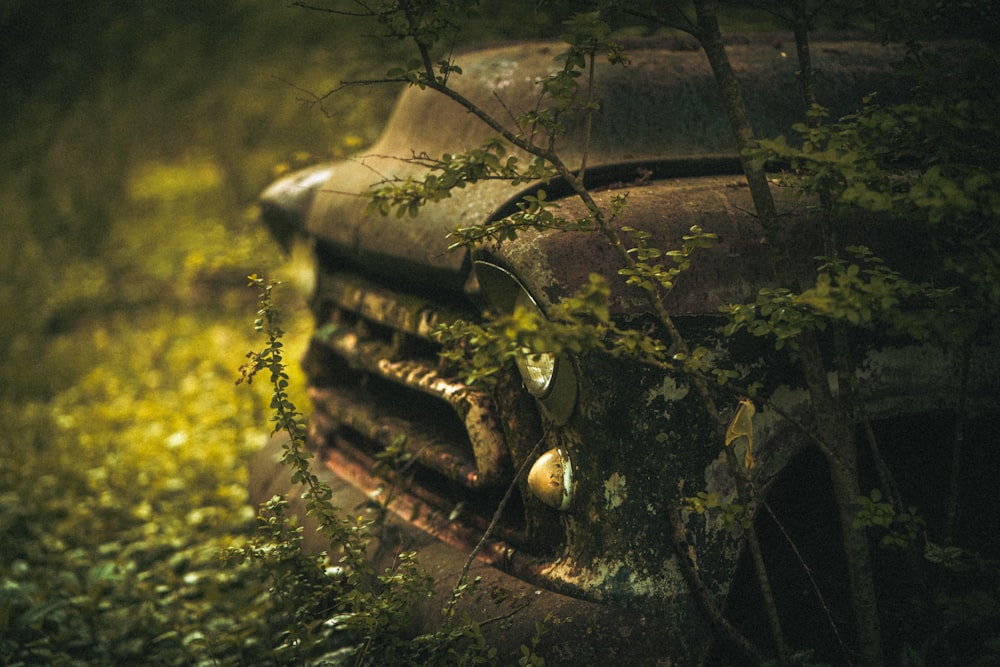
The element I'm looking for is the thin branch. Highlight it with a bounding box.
[290,0,374,18]
[578,49,596,181]
[761,499,853,664]
[621,7,697,34]
[445,436,546,616]
[272,74,408,118]
[670,495,767,664]
[720,436,791,665]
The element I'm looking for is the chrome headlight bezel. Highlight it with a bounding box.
[512,288,558,398]
[472,260,577,424]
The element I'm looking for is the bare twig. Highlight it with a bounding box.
[445,436,546,616]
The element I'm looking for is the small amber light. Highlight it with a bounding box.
[527,448,574,510]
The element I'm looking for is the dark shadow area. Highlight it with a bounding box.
[712,411,1000,665]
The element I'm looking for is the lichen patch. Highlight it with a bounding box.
[604,471,628,510]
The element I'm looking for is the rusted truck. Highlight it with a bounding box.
[251,36,999,664]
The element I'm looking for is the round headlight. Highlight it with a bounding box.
[514,290,557,398]
[472,260,577,424]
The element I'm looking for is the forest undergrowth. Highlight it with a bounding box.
[0,4,568,662]
[0,158,320,663]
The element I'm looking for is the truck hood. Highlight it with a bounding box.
[280,38,907,291]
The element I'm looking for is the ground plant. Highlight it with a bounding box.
[0,2,387,663]
[0,2,559,664]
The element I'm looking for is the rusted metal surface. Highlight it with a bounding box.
[307,377,508,488]
[257,163,333,250]
[249,434,695,666]
[479,174,778,315]
[314,270,473,340]
[308,274,511,487]
[320,432,522,560]
[252,34,1000,663]
[310,383,481,484]
[302,40,907,285]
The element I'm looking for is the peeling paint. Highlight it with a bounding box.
[535,554,688,605]
[646,375,690,420]
[646,375,689,407]
[603,472,628,510]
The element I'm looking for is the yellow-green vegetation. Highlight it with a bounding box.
[0,2,568,662]
[2,317,277,663]
[0,5,332,660]
[0,146,314,662]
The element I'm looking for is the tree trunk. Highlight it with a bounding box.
[797,336,885,666]
[691,2,885,663]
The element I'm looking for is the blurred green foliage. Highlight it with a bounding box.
[1,2,401,380]
[0,2,402,662]
[1,312,274,663]
[0,2,589,661]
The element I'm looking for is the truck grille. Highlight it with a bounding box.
[303,269,526,545]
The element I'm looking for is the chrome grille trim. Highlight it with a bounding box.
[315,271,469,340]
[309,384,485,486]
[309,270,511,489]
